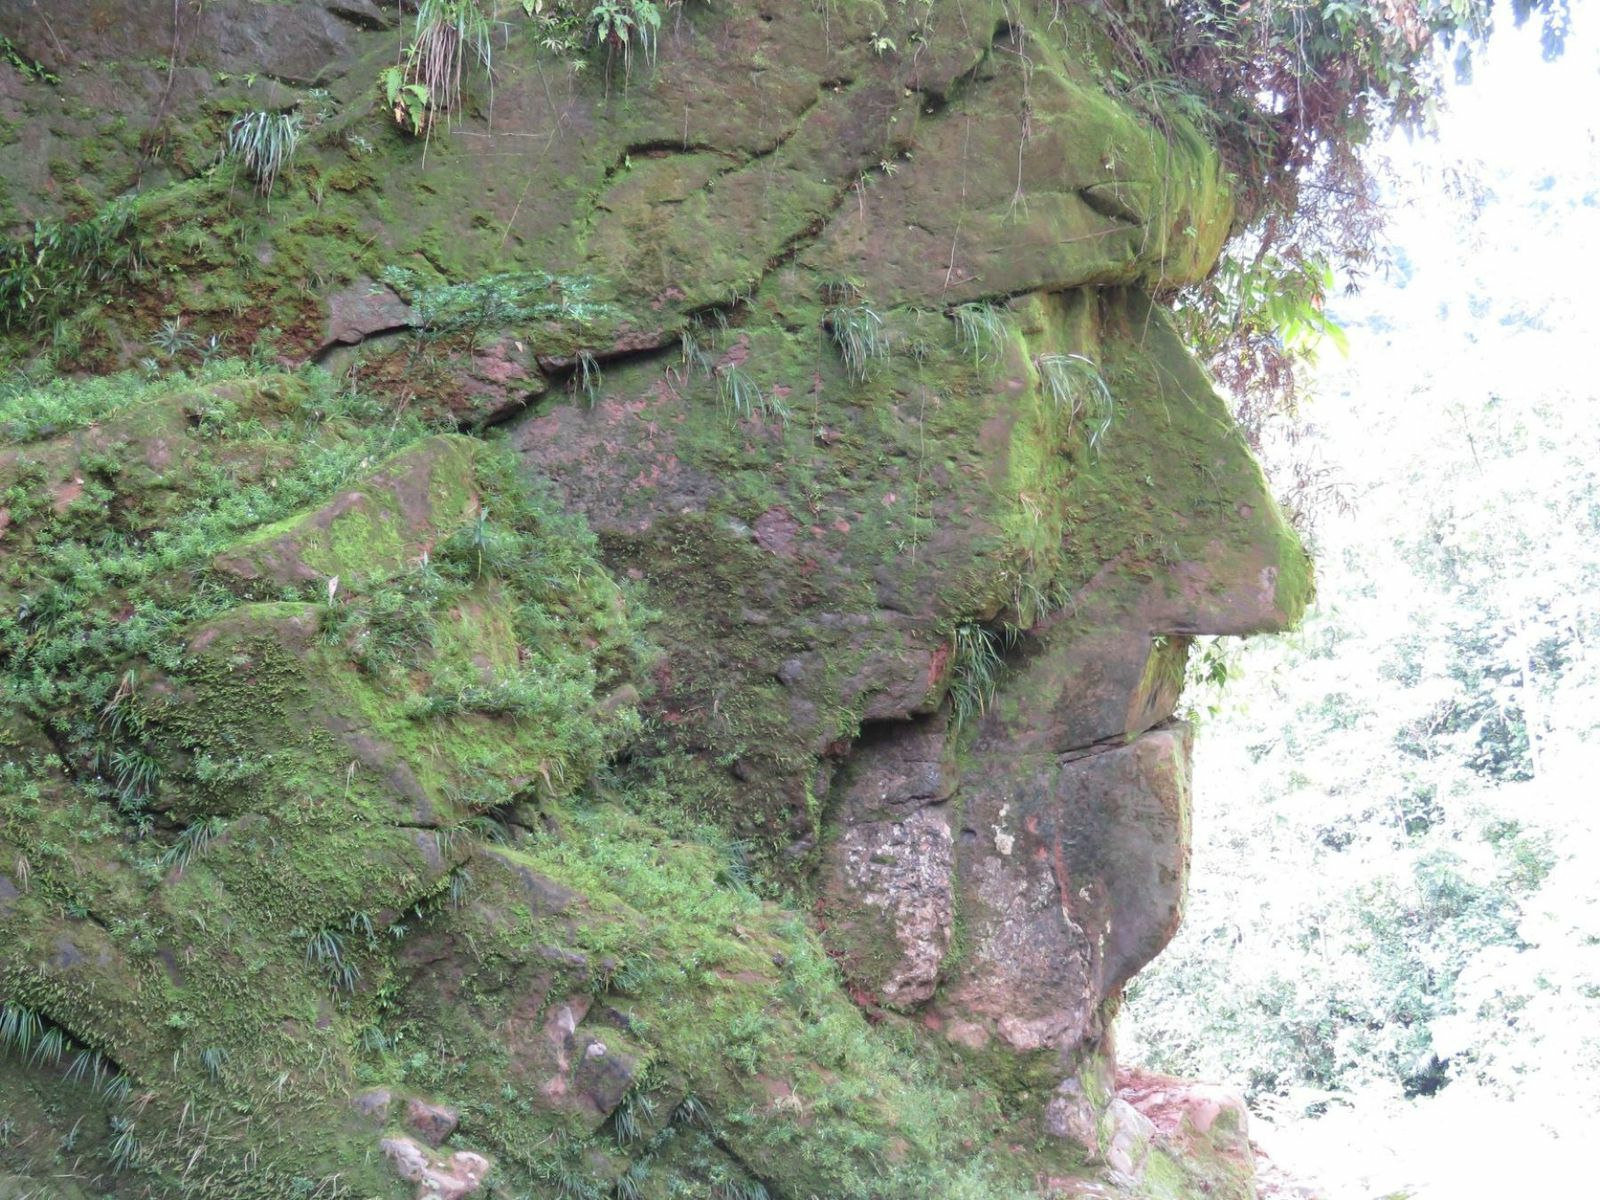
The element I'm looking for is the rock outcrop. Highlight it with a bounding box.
[0,3,1308,1197]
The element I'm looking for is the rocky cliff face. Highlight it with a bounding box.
[0,3,1308,1198]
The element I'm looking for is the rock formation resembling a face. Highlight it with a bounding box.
[0,4,1307,1198]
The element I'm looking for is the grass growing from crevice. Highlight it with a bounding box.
[1035,352,1116,451]
[950,302,1010,366]
[826,302,889,384]
[223,111,302,198]
[715,362,787,425]
[947,623,1014,732]
[409,0,493,117]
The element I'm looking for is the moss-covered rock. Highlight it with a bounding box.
[0,4,1310,1197]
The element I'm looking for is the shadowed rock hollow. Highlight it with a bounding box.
[0,3,1308,1197]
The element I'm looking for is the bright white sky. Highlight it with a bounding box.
[1335,13,1600,367]
[1314,11,1599,524]
[1241,16,1600,1199]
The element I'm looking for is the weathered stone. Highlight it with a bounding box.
[572,1034,639,1117]
[0,4,1311,1196]
[324,277,414,349]
[404,1098,460,1147]
[381,1136,491,1200]
[937,725,1192,1054]
[821,804,955,1010]
[1104,1098,1158,1178]
[350,1088,392,1123]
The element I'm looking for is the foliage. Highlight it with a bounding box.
[0,359,250,442]
[0,199,146,335]
[379,266,614,334]
[1098,0,1573,481]
[947,623,1009,731]
[380,65,431,136]
[1124,237,1600,1131]
[826,302,888,384]
[588,1,664,81]
[0,33,59,84]
[382,0,493,137]
[0,370,432,826]
[1034,353,1115,452]
[223,110,302,197]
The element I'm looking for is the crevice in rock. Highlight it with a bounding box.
[325,2,399,33]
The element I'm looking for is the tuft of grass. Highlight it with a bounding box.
[678,320,714,380]
[575,349,603,404]
[199,1045,229,1081]
[672,1094,710,1127]
[106,1117,141,1173]
[303,927,360,994]
[716,362,787,425]
[826,302,888,383]
[159,816,226,875]
[1035,353,1116,451]
[950,302,1009,365]
[614,1162,649,1200]
[0,1002,45,1062]
[223,110,302,197]
[610,1085,654,1147]
[947,624,1011,731]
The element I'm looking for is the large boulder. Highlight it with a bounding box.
[0,4,1309,1198]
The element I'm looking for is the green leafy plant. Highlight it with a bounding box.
[588,0,663,81]
[148,317,196,358]
[223,110,302,197]
[380,65,431,135]
[0,200,145,335]
[0,33,60,84]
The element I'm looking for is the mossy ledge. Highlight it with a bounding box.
[2,3,1304,1197]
